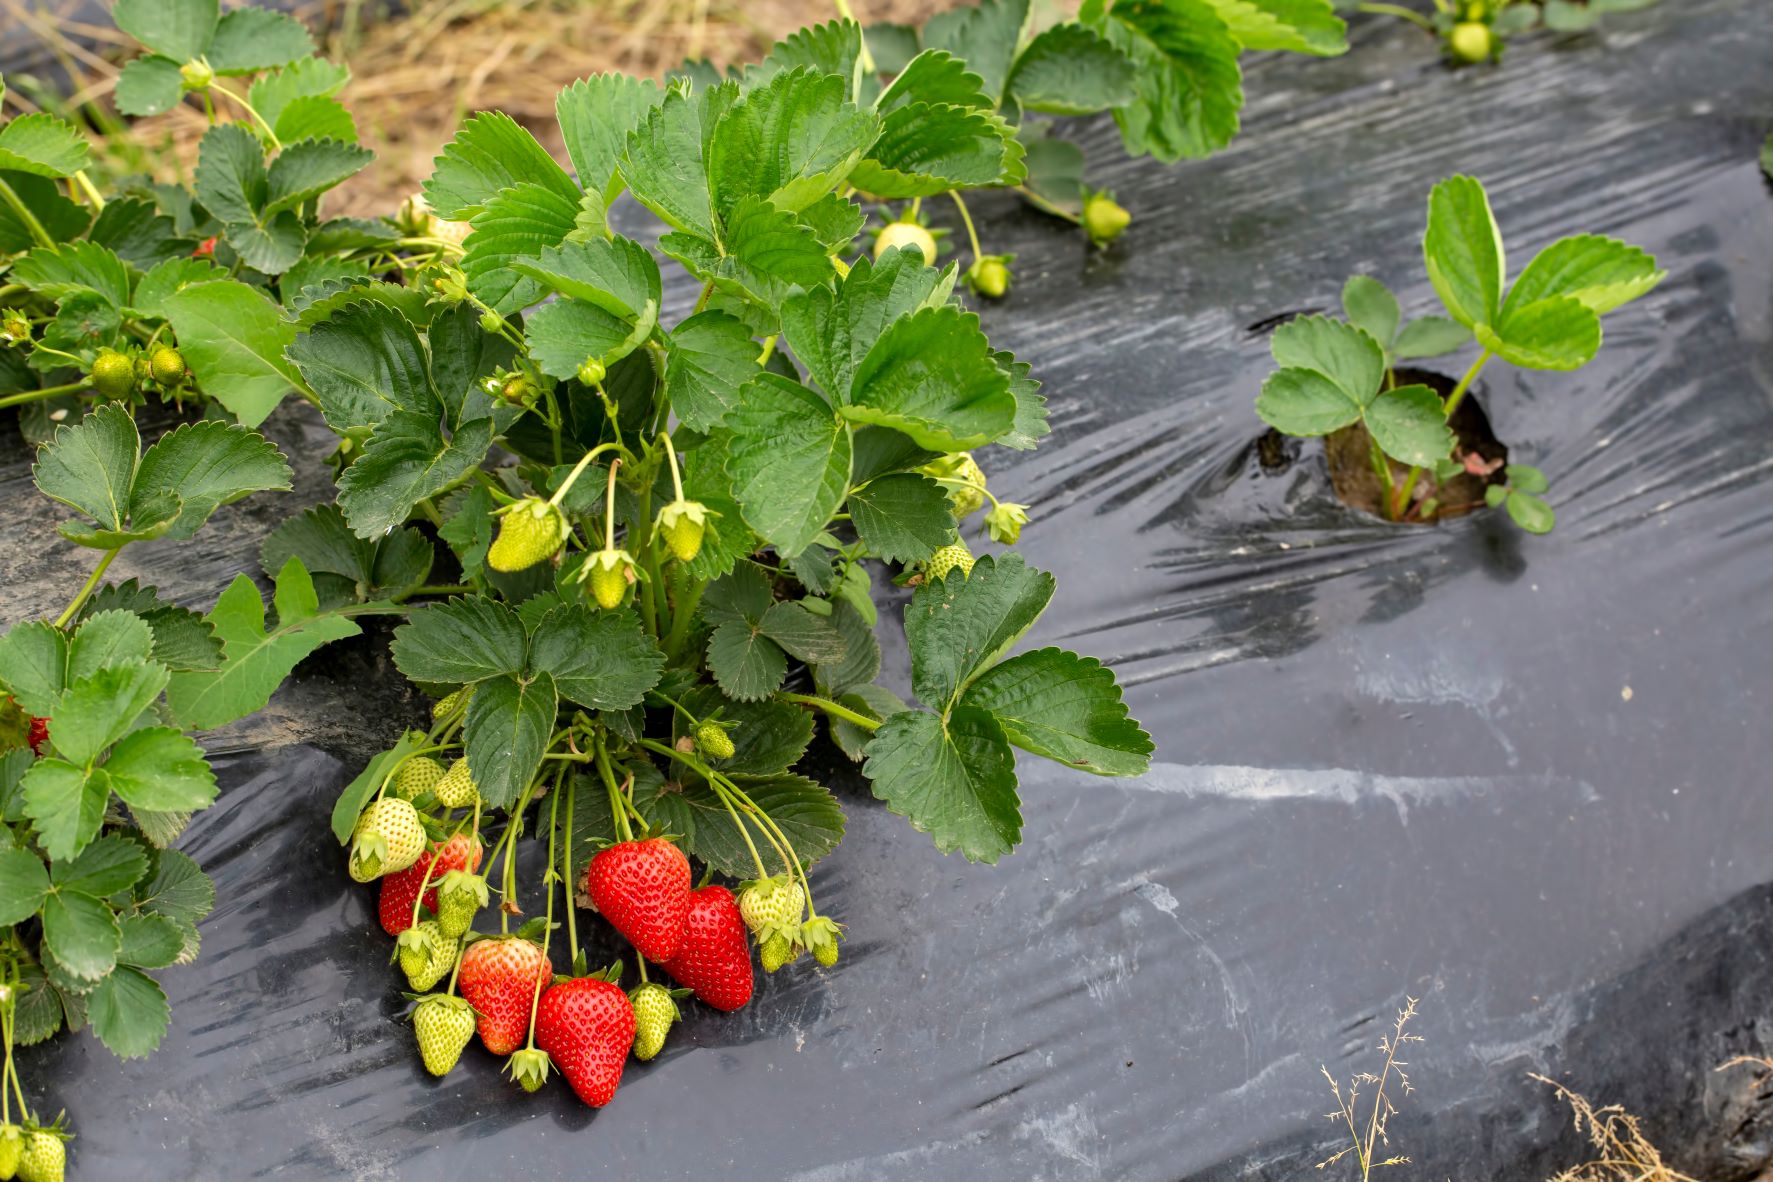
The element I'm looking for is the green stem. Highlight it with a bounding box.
[663,570,706,662]
[831,0,877,74]
[71,170,105,212]
[522,768,564,1052]
[1356,1,1436,30]
[778,692,880,732]
[602,460,622,550]
[209,81,282,150]
[407,583,471,597]
[562,771,579,969]
[948,190,984,264]
[549,442,623,509]
[594,740,634,843]
[660,430,686,504]
[0,381,86,409]
[53,547,121,628]
[0,176,53,249]
[636,739,775,878]
[1367,435,1398,520]
[1389,350,1490,517]
[1013,185,1083,226]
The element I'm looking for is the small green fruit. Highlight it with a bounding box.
[148,346,186,386]
[926,541,975,582]
[0,1124,21,1179]
[413,994,476,1077]
[178,58,214,91]
[432,758,478,809]
[1083,193,1132,247]
[478,310,504,333]
[759,932,800,973]
[576,357,607,386]
[695,721,735,761]
[629,983,680,1062]
[89,350,135,400]
[874,221,937,266]
[487,498,569,572]
[390,755,445,801]
[1449,21,1493,63]
[967,256,1012,299]
[16,1129,64,1182]
[985,501,1030,544]
[582,549,637,610]
[656,499,711,563]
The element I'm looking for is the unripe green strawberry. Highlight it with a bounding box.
[582,548,637,610]
[350,797,426,881]
[499,374,537,406]
[148,346,186,385]
[413,994,476,1077]
[966,256,1011,299]
[628,982,680,1062]
[1449,21,1492,63]
[505,1047,552,1093]
[759,932,800,974]
[985,501,1030,544]
[874,220,936,265]
[0,1124,20,1179]
[738,876,805,942]
[801,915,843,968]
[926,541,975,582]
[398,920,454,991]
[0,310,30,345]
[478,310,504,333]
[487,497,569,572]
[1083,191,1132,247]
[433,686,473,721]
[576,356,607,386]
[922,452,986,517]
[390,755,445,801]
[15,1130,63,1182]
[695,721,735,761]
[179,57,214,91]
[432,758,478,808]
[435,869,489,938]
[655,499,711,563]
[89,349,135,400]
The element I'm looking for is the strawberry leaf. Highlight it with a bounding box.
[102,728,219,813]
[391,595,527,685]
[423,111,578,223]
[52,833,149,897]
[87,965,171,1060]
[843,305,1018,451]
[555,74,665,205]
[132,419,292,540]
[904,553,1055,709]
[961,647,1152,776]
[1006,24,1137,116]
[706,68,877,218]
[206,7,313,74]
[846,472,956,563]
[261,504,433,609]
[39,889,121,981]
[21,760,108,862]
[1365,383,1454,467]
[0,848,49,926]
[662,310,762,432]
[725,374,852,555]
[464,671,557,808]
[1269,315,1385,407]
[1082,0,1244,163]
[114,0,217,62]
[0,621,69,717]
[1200,0,1346,54]
[463,181,583,314]
[1424,174,1506,332]
[32,402,140,535]
[0,112,92,179]
[287,299,438,432]
[160,279,303,427]
[922,0,1029,100]
[848,103,1024,198]
[336,413,493,538]
[620,86,720,239]
[527,605,664,711]
[862,706,1020,863]
[114,56,185,118]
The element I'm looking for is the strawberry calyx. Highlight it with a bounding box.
[504,1046,553,1093]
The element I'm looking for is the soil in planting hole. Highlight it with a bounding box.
[1323,366,1509,523]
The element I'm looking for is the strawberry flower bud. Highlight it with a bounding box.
[478,310,504,333]
[428,266,470,305]
[1083,191,1132,247]
[576,357,607,386]
[984,501,1030,544]
[179,57,214,91]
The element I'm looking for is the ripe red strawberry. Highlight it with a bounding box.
[661,884,753,1012]
[534,976,635,1108]
[26,716,48,755]
[457,937,551,1055]
[377,833,483,937]
[584,838,691,962]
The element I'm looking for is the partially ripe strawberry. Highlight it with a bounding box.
[376,832,482,936]
[875,220,936,265]
[585,838,691,962]
[535,976,634,1108]
[738,875,805,942]
[26,716,48,756]
[926,541,975,582]
[458,937,552,1055]
[487,497,569,572]
[432,758,478,808]
[413,994,476,1077]
[628,983,679,1062]
[350,798,426,882]
[390,755,445,801]
[661,884,753,1012]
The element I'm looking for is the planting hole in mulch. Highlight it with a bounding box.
[1323,366,1509,524]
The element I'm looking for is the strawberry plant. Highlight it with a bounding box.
[1337,0,1660,65]
[1255,174,1662,530]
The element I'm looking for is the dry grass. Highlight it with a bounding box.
[1532,1073,1702,1182]
[1317,996,1424,1179]
[0,0,952,216]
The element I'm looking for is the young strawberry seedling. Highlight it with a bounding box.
[1256,174,1662,531]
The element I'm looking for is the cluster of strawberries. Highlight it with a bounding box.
[359,764,828,1107]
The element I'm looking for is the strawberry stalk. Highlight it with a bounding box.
[485,773,546,935]
[636,740,775,881]
[517,768,564,1063]
[592,741,637,844]
[548,442,627,512]
[561,773,579,970]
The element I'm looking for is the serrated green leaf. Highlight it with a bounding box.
[392,595,526,684]
[463,670,556,808]
[21,760,108,861]
[1480,296,1601,371]
[207,7,313,74]
[287,298,437,431]
[877,49,992,113]
[757,601,846,663]
[528,605,663,710]
[843,304,1016,450]
[962,647,1152,775]
[707,68,877,217]
[1255,366,1362,436]
[11,961,63,1044]
[424,111,578,222]
[1366,383,1454,467]
[132,420,291,539]
[11,241,131,307]
[68,611,154,680]
[136,847,215,924]
[86,196,180,268]
[998,351,1050,451]
[722,196,833,285]
[849,102,1024,197]
[1020,126,1086,214]
[751,19,864,86]
[676,772,844,878]
[1269,315,1384,406]
[33,402,139,533]
[131,257,228,319]
[923,0,1029,100]
[781,249,951,402]
[225,215,309,276]
[0,172,86,253]
[250,57,352,130]
[53,661,169,765]
[1008,24,1137,115]
[556,73,665,202]
[117,914,184,969]
[87,965,170,1060]
[523,297,642,380]
[114,56,185,117]
[847,472,956,562]
[264,137,373,214]
[0,847,49,925]
[166,560,362,729]
[0,621,68,717]
[1342,275,1400,347]
[1200,0,1346,53]
[813,598,881,698]
[336,413,492,537]
[0,112,92,179]
[53,832,149,897]
[83,583,222,673]
[1083,0,1244,163]
[863,706,1020,862]
[620,86,718,238]
[102,727,218,813]
[725,372,850,554]
[905,553,1055,708]
[1392,315,1470,359]
[271,94,357,144]
[1503,234,1664,319]
[194,123,266,225]
[114,0,217,61]
[1424,174,1505,331]
[705,619,789,700]
[664,310,761,431]
[262,503,430,606]
[161,279,302,426]
[512,235,661,320]
[462,180,583,314]
[40,889,121,981]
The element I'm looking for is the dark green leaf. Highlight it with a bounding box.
[724,373,850,555]
[86,965,170,1059]
[923,0,1029,99]
[620,86,718,238]
[52,661,170,766]
[132,420,291,539]
[114,56,185,118]
[53,832,150,897]
[1201,0,1346,53]
[1083,0,1244,163]
[528,605,663,711]
[336,413,493,537]
[114,0,216,61]
[0,621,69,718]
[33,402,139,533]
[674,772,844,878]
[265,138,373,213]
[863,707,1020,862]
[757,601,846,664]
[844,305,1017,450]
[287,298,437,431]
[102,727,218,813]
[423,110,578,222]
[463,181,583,314]
[706,620,789,701]
[1255,366,1361,436]
[0,847,49,925]
[40,889,121,981]
[556,73,665,201]
[22,760,108,861]
[1269,314,1384,405]
[463,671,557,808]
[849,102,1024,197]
[847,472,956,562]
[664,310,761,431]
[962,646,1151,775]
[117,914,184,969]
[904,553,1055,708]
[706,68,876,217]
[1392,315,1470,360]
[1424,174,1505,331]
[392,595,526,685]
